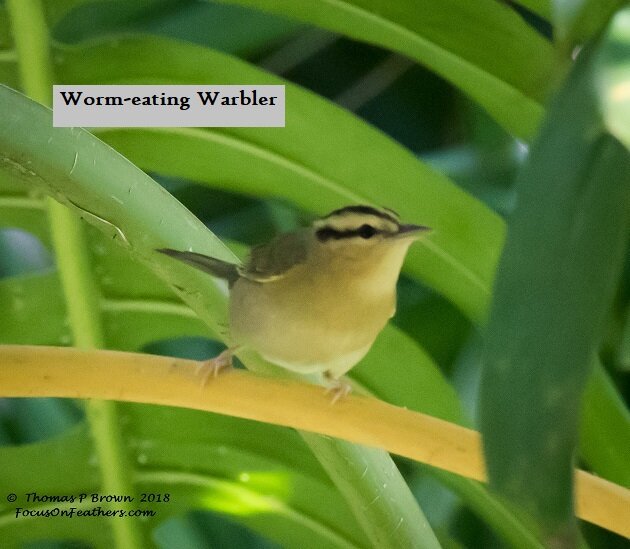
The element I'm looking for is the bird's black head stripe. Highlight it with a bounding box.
[323,205,399,224]
[316,227,358,242]
[316,225,378,242]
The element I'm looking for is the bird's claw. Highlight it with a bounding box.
[195,348,235,387]
[325,378,352,404]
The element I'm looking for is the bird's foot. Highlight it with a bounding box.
[325,378,352,404]
[195,347,239,387]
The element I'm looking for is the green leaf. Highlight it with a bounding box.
[580,359,630,486]
[53,35,505,324]
[553,0,628,48]
[595,6,630,151]
[210,0,554,139]
[0,84,232,332]
[300,435,440,549]
[429,470,544,549]
[50,0,302,58]
[480,44,630,543]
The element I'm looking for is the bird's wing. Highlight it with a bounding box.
[239,229,309,283]
[157,249,240,287]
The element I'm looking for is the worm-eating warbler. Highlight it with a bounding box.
[159,205,429,392]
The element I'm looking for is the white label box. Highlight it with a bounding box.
[53,85,285,127]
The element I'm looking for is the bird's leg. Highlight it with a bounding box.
[195,346,241,387]
[324,371,352,404]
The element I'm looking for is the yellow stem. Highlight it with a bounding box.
[0,345,628,539]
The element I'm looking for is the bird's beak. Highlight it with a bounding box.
[394,224,432,239]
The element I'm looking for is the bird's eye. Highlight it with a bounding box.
[358,224,377,239]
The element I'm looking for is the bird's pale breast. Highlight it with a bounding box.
[228,261,396,378]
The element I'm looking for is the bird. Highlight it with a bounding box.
[158,205,430,399]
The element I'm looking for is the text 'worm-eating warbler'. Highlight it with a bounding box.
[158,205,430,397]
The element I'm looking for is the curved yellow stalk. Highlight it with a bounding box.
[0,344,628,539]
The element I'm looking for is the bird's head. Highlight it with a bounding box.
[310,205,431,280]
[313,205,429,246]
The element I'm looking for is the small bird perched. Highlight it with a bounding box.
[158,205,430,398]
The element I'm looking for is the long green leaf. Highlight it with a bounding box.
[580,359,630,487]
[595,6,630,151]
[301,435,439,549]
[210,0,553,139]
[553,0,628,49]
[480,45,630,543]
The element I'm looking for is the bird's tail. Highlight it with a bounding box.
[157,248,240,286]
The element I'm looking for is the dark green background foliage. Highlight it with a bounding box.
[0,1,629,548]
